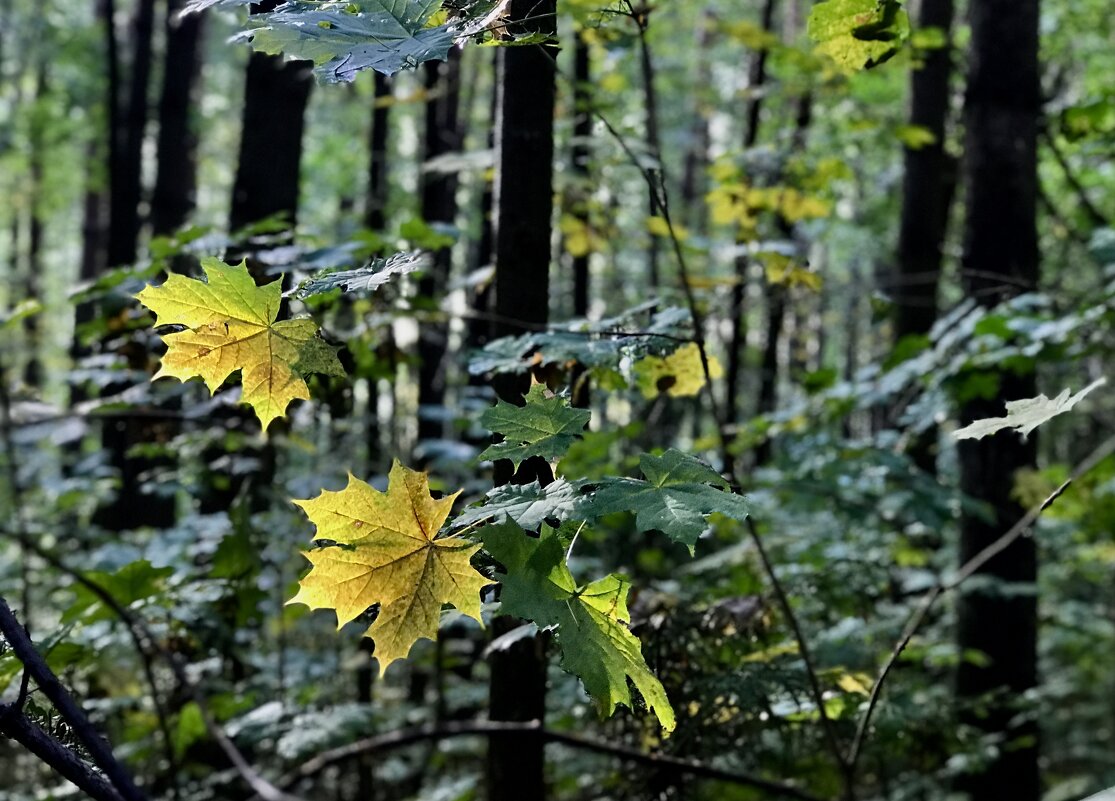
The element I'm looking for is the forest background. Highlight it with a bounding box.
[1,1,1114,801]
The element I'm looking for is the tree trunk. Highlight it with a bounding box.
[417,49,462,444]
[364,72,392,465]
[486,3,557,799]
[150,0,206,236]
[756,92,812,466]
[723,0,776,476]
[107,0,155,267]
[571,31,591,320]
[955,0,1041,799]
[229,0,313,237]
[200,0,312,515]
[22,63,47,389]
[894,0,957,474]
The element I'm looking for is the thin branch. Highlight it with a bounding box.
[744,517,849,779]
[0,597,148,801]
[270,719,826,801]
[1041,128,1109,229]
[845,431,1115,771]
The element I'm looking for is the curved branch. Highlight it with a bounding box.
[270,719,826,801]
[0,704,126,801]
[0,597,148,801]
[846,431,1115,771]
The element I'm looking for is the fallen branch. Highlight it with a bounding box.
[271,719,826,801]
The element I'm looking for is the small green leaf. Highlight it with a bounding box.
[481,522,676,731]
[582,449,749,551]
[808,0,910,71]
[454,478,583,531]
[293,251,430,298]
[63,560,175,624]
[479,385,591,469]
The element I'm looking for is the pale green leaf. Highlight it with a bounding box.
[953,379,1106,441]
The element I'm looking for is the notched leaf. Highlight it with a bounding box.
[290,461,493,674]
[953,378,1106,441]
[136,258,344,430]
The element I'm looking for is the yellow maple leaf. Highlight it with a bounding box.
[289,461,492,674]
[135,258,344,430]
[634,343,724,399]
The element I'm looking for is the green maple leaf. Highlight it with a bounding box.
[290,461,493,674]
[953,378,1106,441]
[479,384,591,469]
[136,258,344,430]
[807,0,910,71]
[481,522,676,732]
[583,449,750,551]
[238,0,455,82]
[453,478,583,531]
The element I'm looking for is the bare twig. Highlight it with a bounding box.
[271,719,825,801]
[845,431,1115,771]
[744,517,850,781]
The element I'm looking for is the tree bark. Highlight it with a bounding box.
[229,0,313,237]
[150,0,206,236]
[756,92,812,466]
[486,3,557,799]
[894,0,957,474]
[723,0,776,476]
[955,0,1041,799]
[417,49,462,444]
[107,0,155,267]
[364,72,392,465]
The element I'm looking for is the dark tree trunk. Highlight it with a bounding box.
[955,0,1041,799]
[229,0,313,237]
[571,31,591,320]
[636,12,661,291]
[199,0,312,515]
[365,72,392,232]
[417,50,462,444]
[894,0,957,474]
[107,0,155,267]
[486,3,557,799]
[150,0,206,236]
[722,0,776,476]
[755,92,812,466]
[364,72,392,465]
[96,0,175,531]
[23,63,47,389]
[678,9,715,234]
[228,56,313,235]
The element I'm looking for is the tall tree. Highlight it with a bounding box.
[486,2,557,799]
[150,0,206,236]
[893,0,957,473]
[228,0,313,236]
[570,31,591,320]
[107,0,155,267]
[363,71,392,465]
[417,50,462,444]
[955,0,1041,799]
[723,0,776,476]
